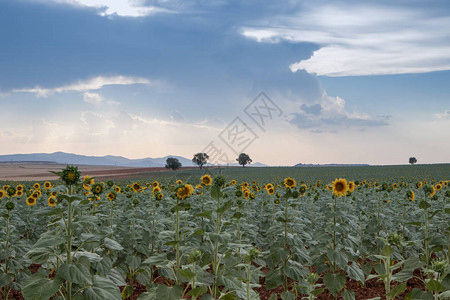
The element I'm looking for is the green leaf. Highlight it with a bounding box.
[103,238,123,251]
[419,200,431,210]
[342,289,356,300]
[439,291,450,298]
[381,245,394,257]
[406,288,433,300]
[426,279,445,293]
[211,186,223,200]
[22,273,63,300]
[281,291,296,300]
[265,269,284,290]
[177,268,195,280]
[138,284,183,300]
[387,282,406,298]
[57,263,92,285]
[107,268,126,286]
[186,286,208,298]
[346,263,365,283]
[82,275,121,300]
[327,249,349,269]
[33,232,65,248]
[323,273,346,297]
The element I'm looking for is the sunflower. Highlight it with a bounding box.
[56,165,81,185]
[91,183,103,195]
[416,182,423,189]
[16,190,23,197]
[131,182,141,193]
[152,186,161,194]
[48,196,57,207]
[26,197,36,206]
[2,185,9,190]
[7,186,16,197]
[177,184,193,199]
[435,184,442,191]
[266,187,275,195]
[114,186,121,193]
[155,192,164,200]
[201,174,212,186]
[33,183,41,190]
[0,189,5,199]
[393,183,398,189]
[31,190,41,199]
[152,181,159,187]
[331,178,349,197]
[16,185,24,192]
[284,177,296,189]
[106,192,117,201]
[176,179,183,185]
[265,183,274,191]
[243,190,250,199]
[230,180,237,185]
[407,190,415,202]
[44,181,52,190]
[429,186,436,198]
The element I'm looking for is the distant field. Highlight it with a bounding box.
[1,161,448,183]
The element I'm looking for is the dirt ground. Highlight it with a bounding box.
[0,162,198,181]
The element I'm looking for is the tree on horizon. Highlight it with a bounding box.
[236,153,252,167]
[409,157,417,165]
[165,157,182,170]
[192,153,209,169]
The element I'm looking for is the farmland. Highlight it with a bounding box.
[0,164,449,299]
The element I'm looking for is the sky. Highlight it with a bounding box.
[0,0,449,166]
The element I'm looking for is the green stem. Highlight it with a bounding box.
[246,261,251,300]
[66,185,73,300]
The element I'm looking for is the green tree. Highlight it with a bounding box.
[409,157,417,165]
[236,153,252,167]
[192,153,209,169]
[165,157,182,170]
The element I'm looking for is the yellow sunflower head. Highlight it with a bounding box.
[48,196,57,207]
[348,181,355,192]
[200,174,212,186]
[131,182,141,193]
[114,186,121,193]
[435,184,442,191]
[152,181,159,187]
[230,180,237,185]
[331,178,349,197]
[44,181,52,190]
[153,186,162,194]
[26,197,36,206]
[266,187,275,195]
[176,179,183,185]
[107,192,117,201]
[33,183,40,190]
[0,189,5,199]
[284,177,296,189]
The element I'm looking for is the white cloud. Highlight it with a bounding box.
[13,75,151,97]
[289,92,388,130]
[41,0,172,17]
[83,92,104,104]
[241,3,450,76]
[435,109,450,119]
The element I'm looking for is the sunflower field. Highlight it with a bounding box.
[0,165,449,300]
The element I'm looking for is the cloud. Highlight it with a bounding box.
[435,109,450,119]
[39,0,173,17]
[170,110,186,123]
[289,92,388,131]
[13,75,151,97]
[241,3,450,76]
[83,92,104,104]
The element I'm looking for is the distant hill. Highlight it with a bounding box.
[294,163,370,167]
[0,152,195,168]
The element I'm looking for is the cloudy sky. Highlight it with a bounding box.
[1,0,449,165]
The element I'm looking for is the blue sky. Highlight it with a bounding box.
[0,0,449,165]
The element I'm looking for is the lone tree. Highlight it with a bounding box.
[409,157,417,165]
[192,153,209,169]
[237,153,252,167]
[165,157,182,170]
